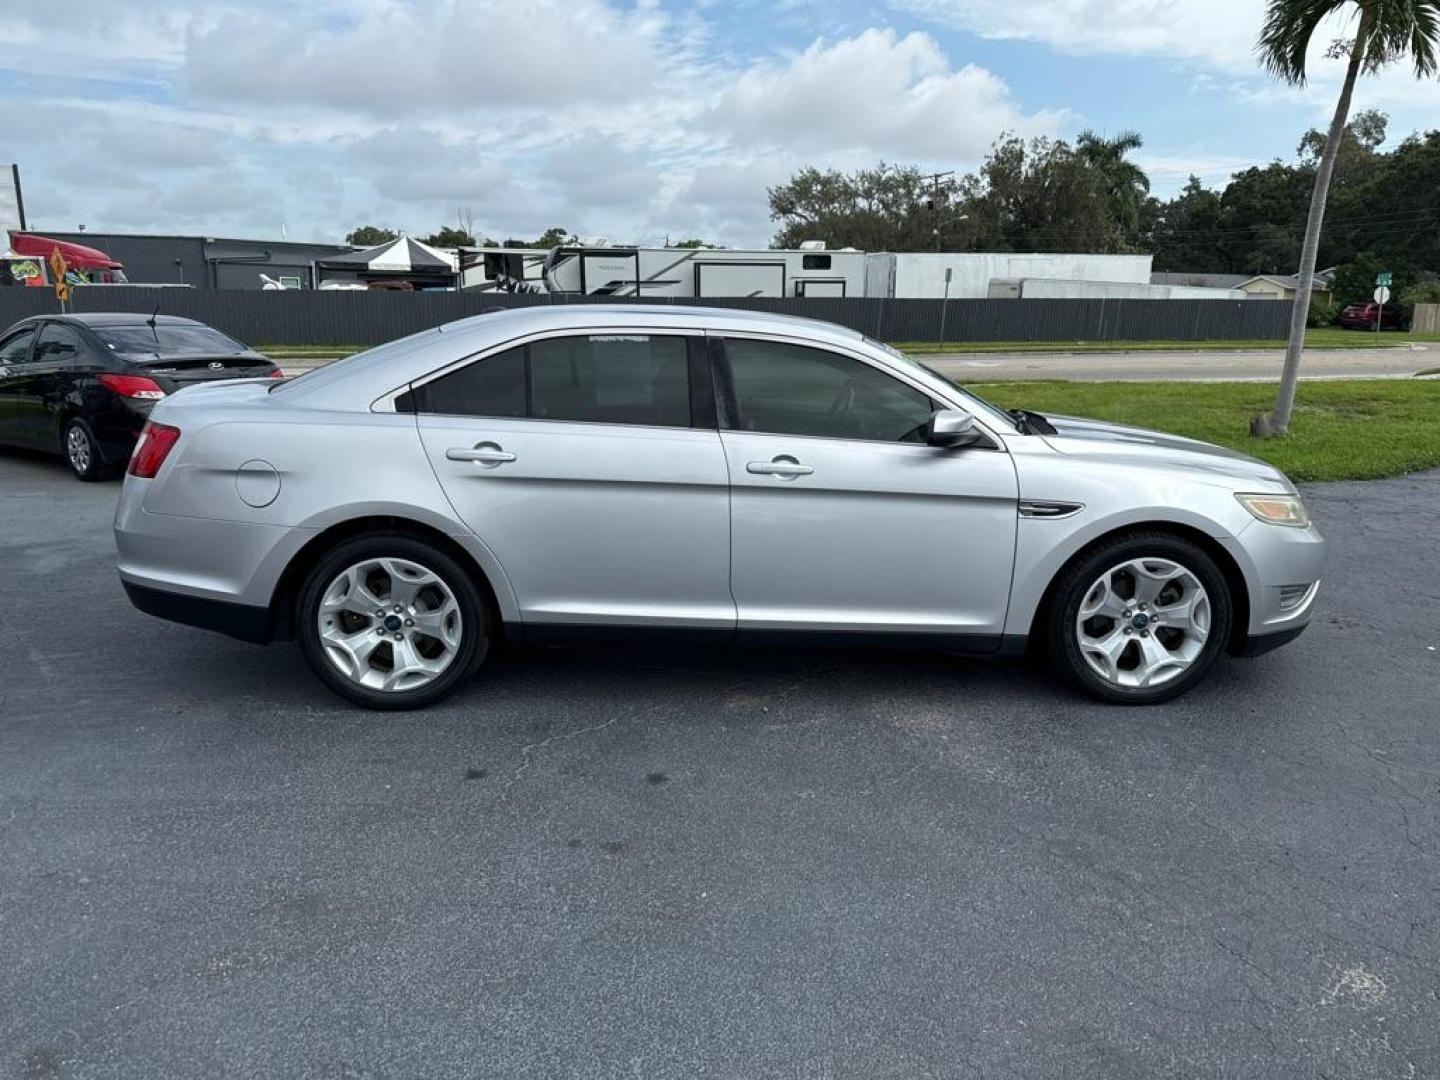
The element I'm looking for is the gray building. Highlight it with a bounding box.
[40,231,354,290]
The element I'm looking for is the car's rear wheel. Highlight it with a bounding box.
[1046,531,1232,704]
[296,533,489,710]
[62,418,113,482]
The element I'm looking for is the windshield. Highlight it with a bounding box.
[97,324,247,356]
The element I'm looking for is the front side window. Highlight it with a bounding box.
[723,338,935,443]
[0,327,36,365]
[415,334,692,428]
[34,324,85,365]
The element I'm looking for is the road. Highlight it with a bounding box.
[920,344,1437,382]
[2,451,1438,1079]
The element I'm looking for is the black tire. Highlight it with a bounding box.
[62,418,114,482]
[295,533,490,710]
[1045,530,1232,705]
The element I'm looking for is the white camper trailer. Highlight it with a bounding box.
[864,252,1154,299]
[541,244,866,299]
[459,247,549,294]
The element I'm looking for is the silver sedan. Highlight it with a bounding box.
[114,306,1325,709]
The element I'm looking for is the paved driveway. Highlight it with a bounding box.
[1,452,1436,1079]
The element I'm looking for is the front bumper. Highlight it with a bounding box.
[1222,517,1326,656]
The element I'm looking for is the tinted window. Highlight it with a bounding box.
[724,338,934,443]
[530,335,689,426]
[34,324,86,366]
[419,334,691,428]
[801,254,832,270]
[0,328,36,365]
[419,345,526,418]
[95,324,246,355]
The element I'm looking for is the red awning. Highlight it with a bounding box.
[7,231,123,270]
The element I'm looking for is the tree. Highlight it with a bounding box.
[1253,0,1440,438]
[1075,130,1151,239]
[670,238,716,248]
[422,225,476,248]
[345,225,398,247]
[1149,176,1230,273]
[958,135,1126,254]
[768,163,955,250]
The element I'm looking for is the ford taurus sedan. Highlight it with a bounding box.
[0,313,279,479]
[114,306,1324,709]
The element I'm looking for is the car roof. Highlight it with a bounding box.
[276,304,873,409]
[27,313,208,328]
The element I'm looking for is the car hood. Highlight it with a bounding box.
[1037,414,1292,489]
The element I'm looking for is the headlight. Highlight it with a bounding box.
[1236,493,1310,527]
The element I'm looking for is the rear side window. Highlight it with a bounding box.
[34,324,86,366]
[414,334,692,428]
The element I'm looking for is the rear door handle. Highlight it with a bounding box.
[446,443,516,465]
[747,455,813,478]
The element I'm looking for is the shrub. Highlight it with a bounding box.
[1307,298,1339,328]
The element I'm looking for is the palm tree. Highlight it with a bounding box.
[1254,0,1440,437]
[1076,130,1151,236]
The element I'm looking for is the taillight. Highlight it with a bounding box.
[99,373,166,400]
[268,367,286,379]
[128,422,181,478]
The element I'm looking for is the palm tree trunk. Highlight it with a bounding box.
[1264,15,1371,436]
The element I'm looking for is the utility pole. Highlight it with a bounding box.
[921,170,954,252]
[10,164,26,231]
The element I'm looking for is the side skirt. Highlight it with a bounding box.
[510,621,1019,657]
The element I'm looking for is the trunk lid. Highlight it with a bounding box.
[125,352,277,391]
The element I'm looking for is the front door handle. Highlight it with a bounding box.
[447,442,516,466]
[747,455,813,478]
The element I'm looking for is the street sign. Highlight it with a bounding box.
[1374,285,1391,304]
[1376,272,1392,287]
[49,248,68,303]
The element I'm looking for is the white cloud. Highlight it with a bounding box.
[895,0,1266,72]
[706,28,1064,160]
[2,3,1068,247]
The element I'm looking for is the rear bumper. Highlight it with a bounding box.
[122,580,273,644]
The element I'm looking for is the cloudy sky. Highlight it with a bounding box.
[1,0,1435,248]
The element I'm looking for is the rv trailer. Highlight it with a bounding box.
[541,244,866,299]
[458,247,549,294]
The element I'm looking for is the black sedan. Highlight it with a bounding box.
[0,313,279,480]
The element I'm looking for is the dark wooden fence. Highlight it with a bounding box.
[0,287,1294,347]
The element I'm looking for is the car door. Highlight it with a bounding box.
[26,322,86,450]
[716,334,1019,645]
[0,325,40,447]
[413,329,735,632]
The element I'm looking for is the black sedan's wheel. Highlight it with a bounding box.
[296,533,490,710]
[62,418,110,482]
[1046,531,1232,705]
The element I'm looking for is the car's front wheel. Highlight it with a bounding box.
[1046,531,1232,704]
[296,533,490,710]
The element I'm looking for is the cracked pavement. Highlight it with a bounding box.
[0,451,1437,1079]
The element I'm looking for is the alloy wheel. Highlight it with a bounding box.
[316,557,463,693]
[66,424,92,476]
[1074,557,1211,690]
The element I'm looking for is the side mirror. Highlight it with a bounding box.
[926,408,983,448]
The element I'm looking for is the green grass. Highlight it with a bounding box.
[966,378,1440,482]
[255,343,364,358]
[898,328,1440,354]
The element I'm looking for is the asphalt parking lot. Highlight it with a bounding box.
[2,452,1437,1079]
